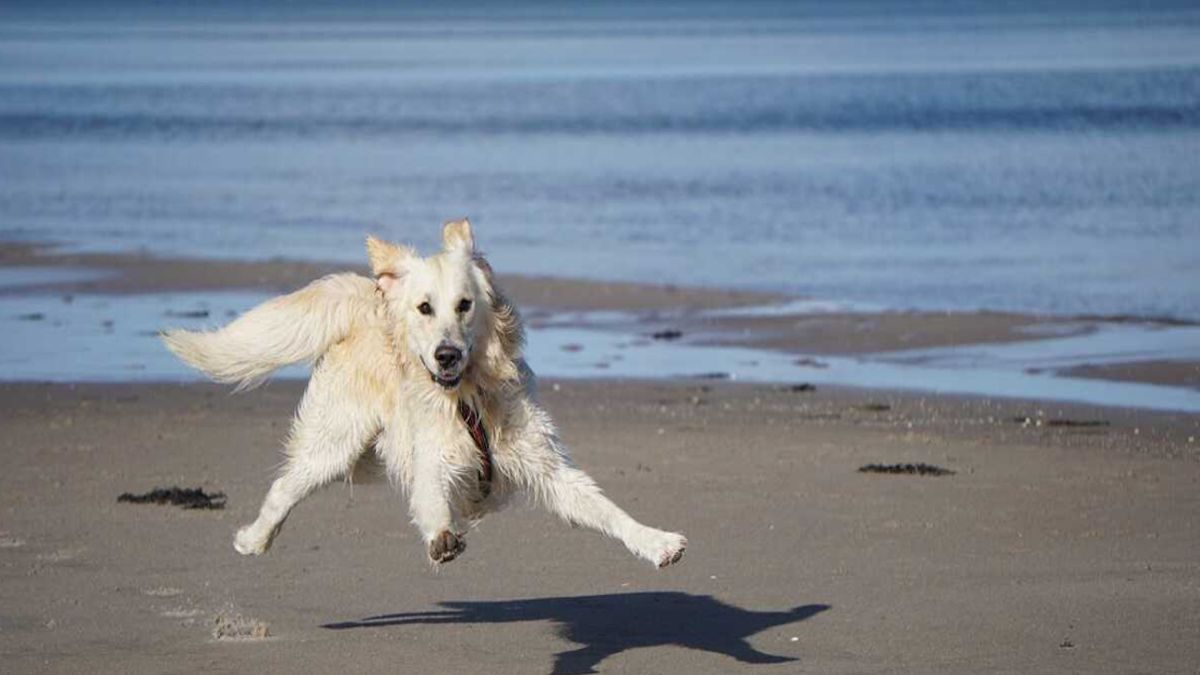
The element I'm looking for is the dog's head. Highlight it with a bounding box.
[367,219,522,392]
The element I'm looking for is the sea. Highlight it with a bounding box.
[2,1,1199,321]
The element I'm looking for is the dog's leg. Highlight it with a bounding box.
[234,364,380,556]
[409,444,466,564]
[511,409,686,567]
[538,460,686,567]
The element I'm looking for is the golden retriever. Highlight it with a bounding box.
[163,219,686,568]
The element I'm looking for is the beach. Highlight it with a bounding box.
[3,3,1200,672]
[2,249,1199,674]
[2,381,1197,674]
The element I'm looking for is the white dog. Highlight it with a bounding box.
[162,220,686,568]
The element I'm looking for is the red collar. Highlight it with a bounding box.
[457,400,493,494]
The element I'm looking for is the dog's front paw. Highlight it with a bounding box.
[234,525,271,556]
[428,530,466,564]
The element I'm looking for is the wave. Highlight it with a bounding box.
[2,104,1197,141]
[2,67,1198,139]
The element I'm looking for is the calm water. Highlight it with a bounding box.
[2,2,1199,320]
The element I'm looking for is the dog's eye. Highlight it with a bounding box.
[417,302,433,316]
[456,299,472,314]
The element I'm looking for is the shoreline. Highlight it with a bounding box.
[0,241,779,311]
[2,240,1200,406]
[11,239,1200,329]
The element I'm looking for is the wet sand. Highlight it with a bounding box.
[0,241,1102,352]
[1061,359,1200,390]
[693,310,1080,354]
[0,242,775,312]
[1,380,1197,674]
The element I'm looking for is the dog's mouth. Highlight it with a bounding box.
[431,371,462,389]
[421,359,463,389]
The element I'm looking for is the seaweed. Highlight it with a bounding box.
[858,463,955,477]
[118,486,226,510]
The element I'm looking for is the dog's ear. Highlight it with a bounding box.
[469,262,524,385]
[478,290,524,385]
[366,235,413,292]
[472,253,494,281]
[442,218,475,255]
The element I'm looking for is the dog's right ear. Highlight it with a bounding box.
[366,235,413,292]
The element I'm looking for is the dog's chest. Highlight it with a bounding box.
[399,402,491,469]
[441,426,484,467]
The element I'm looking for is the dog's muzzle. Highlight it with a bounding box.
[429,344,464,389]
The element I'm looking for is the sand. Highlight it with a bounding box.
[1061,360,1200,390]
[1,380,1198,674]
[0,242,775,312]
[693,310,1081,354]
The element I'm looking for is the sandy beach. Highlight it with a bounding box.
[4,3,1199,671]
[1,246,1199,674]
[2,379,1197,674]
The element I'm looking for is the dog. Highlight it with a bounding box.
[162,219,687,568]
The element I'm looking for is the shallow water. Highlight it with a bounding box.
[532,326,1200,413]
[1,2,1199,320]
[0,266,111,289]
[1,289,1196,412]
[0,290,306,381]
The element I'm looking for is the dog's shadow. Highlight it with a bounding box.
[323,592,830,674]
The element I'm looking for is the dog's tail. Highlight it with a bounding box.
[161,273,377,390]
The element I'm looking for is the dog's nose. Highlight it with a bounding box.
[434,344,462,369]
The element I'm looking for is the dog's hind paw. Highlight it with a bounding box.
[428,530,466,565]
[634,530,686,568]
[234,525,271,556]
[655,532,687,568]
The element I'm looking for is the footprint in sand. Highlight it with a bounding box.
[161,607,206,626]
[140,586,205,626]
[141,586,184,598]
[160,608,205,619]
[36,548,83,563]
[212,611,271,640]
[136,585,270,638]
[0,534,26,548]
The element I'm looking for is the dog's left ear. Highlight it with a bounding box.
[442,218,475,255]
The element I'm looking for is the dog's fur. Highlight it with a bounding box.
[162,220,686,568]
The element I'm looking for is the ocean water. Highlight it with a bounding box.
[2,2,1199,320]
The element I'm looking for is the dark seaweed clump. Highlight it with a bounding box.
[118,486,226,510]
[858,463,955,477]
